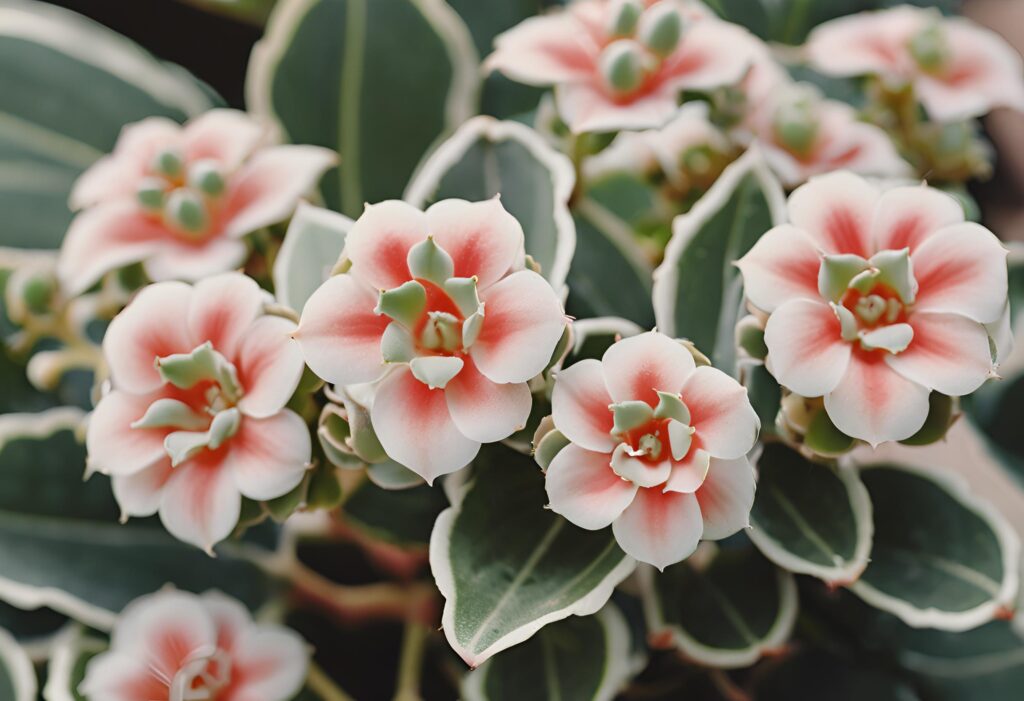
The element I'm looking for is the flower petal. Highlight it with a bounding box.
[551,358,616,453]
[221,411,311,502]
[661,18,757,91]
[662,449,710,494]
[886,312,993,397]
[109,589,217,678]
[470,270,566,384]
[557,81,681,134]
[696,455,755,540]
[79,651,170,701]
[805,9,917,78]
[764,299,852,397]
[236,316,305,419]
[111,459,174,519]
[226,626,309,701]
[612,487,703,570]
[199,591,251,654]
[187,273,265,359]
[736,224,823,313]
[87,390,171,476]
[371,366,480,484]
[182,109,264,170]
[546,443,638,530]
[486,13,597,86]
[787,171,880,257]
[824,350,931,446]
[142,236,249,284]
[295,274,390,386]
[343,200,428,289]
[158,452,241,551]
[425,198,523,290]
[871,185,965,253]
[681,366,759,460]
[910,222,1008,324]
[221,145,336,238]
[601,331,696,406]
[444,358,532,443]
[103,281,194,393]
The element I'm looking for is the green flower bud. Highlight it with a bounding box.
[152,147,184,178]
[908,21,950,72]
[638,3,683,58]
[164,188,209,234]
[735,315,768,361]
[773,86,822,156]
[188,159,226,197]
[599,39,646,95]
[136,177,167,211]
[20,273,55,315]
[609,0,643,37]
[534,424,570,472]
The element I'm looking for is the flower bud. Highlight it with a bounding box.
[735,314,768,360]
[638,3,683,58]
[152,147,184,179]
[908,21,950,71]
[136,177,167,211]
[599,39,647,95]
[187,159,226,197]
[164,188,209,234]
[608,0,643,37]
[20,272,56,315]
[773,86,821,156]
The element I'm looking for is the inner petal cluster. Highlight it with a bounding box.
[597,0,686,98]
[608,391,695,489]
[137,146,227,241]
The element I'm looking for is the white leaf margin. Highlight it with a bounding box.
[850,461,1021,632]
[405,115,578,295]
[570,316,644,356]
[461,603,634,701]
[0,626,37,701]
[429,473,637,668]
[747,461,874,586]
[271,201,353,312]
[42,624,104,701]
[639,559,799,669]
[652,144,787,338]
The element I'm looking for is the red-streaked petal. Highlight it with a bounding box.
[221,411,310,502]
[425,198,523,290]
[236,316,305,419]
[142,236,249,284]
[103,281,194,393]
[601,331,696,406]
[79,651,171,701]
[371,366,480,484]
[910,222,1008,324]
[343,200,427,289]
[200,591,251,655]
[871,185,965,253]
[824,350,931,446]
[182,109,264,170]
[557,81,681,134]
[696,455,755,540]
[470,270,566,384]
[486,12,597,86]
[805,9,918,78]
[681,366,759,460]
[551,358,616,453]
[223,626,308,701]
[546,443,637,530]
[295,274,389,386]
[661,19,757,91]
[735,224,822,313]
[612,487,703,570]
[87,390,172,476]
[158,452,241,551]
[188,273,265,359]
[764,299,852,398]
[662,449,710,494]
[886,312,993,397]
[111,459,174,519]
[787,171,880,257]
[445,358,532,443]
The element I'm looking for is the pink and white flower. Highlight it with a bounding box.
[805,7,1024,122]
[59,109,335,295]
[545,331,759,570]
[86,273,311,551]
[486,0,758,133]
[294,198,567,485]
[737,171,1008,446]
[80,589,308,701]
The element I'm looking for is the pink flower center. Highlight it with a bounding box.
[840,282,909,330]
[137,147,228,242]
[176,648,233,700]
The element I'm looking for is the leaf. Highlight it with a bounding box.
[42,624,102,701]
[0,627,35,701]
[753,647,922,701]
[176,0,277,25]
[462,605,634,701]
[641,544,798,668]
[0,0,217,250]
[430,443,636,666]
[652,146,785,375]
[272,202,353,312]
[567,198,656,327]
[567,317,643,365]
[743,364,780,438]
[343,480,448,548]
[850,463,1020,631]
[0,408,275,630]
[247,0,479,218]
[748,443,873,585]
[405,116,577,293]
[0,601,66,647]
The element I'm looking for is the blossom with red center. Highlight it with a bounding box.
[485,0,757,133]
[86,273,311,551]
[79,589,308,701]
[545,331,759,570]
[293,198,567,485]
[805,7,1024,122]
[58,109,335,295]
[736,171,1008,446]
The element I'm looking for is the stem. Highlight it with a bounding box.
[709,669,753,701]
[569,132,589,207]
[307,660,358,701]
[393,620,430,701]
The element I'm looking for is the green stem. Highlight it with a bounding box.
[393,620,430,701]
[307,661,358,701]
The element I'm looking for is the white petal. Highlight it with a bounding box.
[112,459,173,519]
[736,224,823,313]
[236,316,305,419]
[871,185,965,254]
[158,455,241,551]
[222,411,311,502]
[612,487,703,570]
[87,390,171,476]
[425,198,524,290]
[601,331,696,406]
[546,443,638,530]
[445,358,532,443]
[228,626,309,701]
[680,366,760,460]
[343,200,427,290]
[886,312,993,397]
[763,299,852,397]
[551,358,616,453]
[188,273,265,359]
[696,455,755,540]
[787,171,880,257]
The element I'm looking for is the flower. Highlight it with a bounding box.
[737,171,1008,446]
[58,109,336,295]
[86,273,311,551]
[544,331,759,570]
[805,7,1024,122]
[485,0,757,133]
[294,198,567,485]
[79,589,308,701]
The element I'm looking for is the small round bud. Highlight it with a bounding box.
[152,148,184,179]
[136,177,167,211]
[638,3,683,58]
[21,273,55,314]
[599,39,646,95]
[164,188,208,234]
[187,159,226,197]
[908,21,950,72]
[773,86,821,155]
[608,0,643,37]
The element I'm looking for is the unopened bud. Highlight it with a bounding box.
[908,21,950,71]
[136,177,167,211]
[164,189,209,234]
[773,86,821,155]
[599,39,646,95]
[608,0,643,37]
[188,159,226,197]
[152,147,184,179]
[638,3,683,58]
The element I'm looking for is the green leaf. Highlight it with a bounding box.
[753,647,922,701]
[343,480,448,548]
[851,463,1019,631]
[641,544,797,668]
[430,443,635,666]
[405,116,577,292]
[743,364,780,438]
[248,0,479,218]
[748,444,872,585]
[652,146,785,376]
[565,317,643,365]
[566,198,656,327]
[272,202,352,312]
[463,605,635,701]
[0,408,275,630]
[176,0,277,25]
[0,626,35,701]
[42,624,102,701]
[0,0,217,250]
